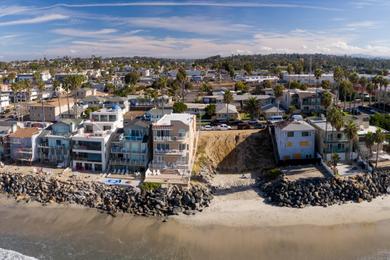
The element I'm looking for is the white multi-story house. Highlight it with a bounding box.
[0,92,10,113]
[147,113,197,185]
[71,107,123,172]
[274,119,316,161]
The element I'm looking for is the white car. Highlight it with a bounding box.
[217,124,232,131]
[201,125,213,131]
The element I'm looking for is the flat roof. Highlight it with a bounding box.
[9,127,40,138]
[156,113,194,126]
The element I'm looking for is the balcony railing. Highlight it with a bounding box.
[111,147,147,154]
[124,135,144,141]
[72,155,102,162]
[154,149,186,155]
[73,144,101,151]
[110,158,146,166]
[153,136,172,141]
[149,162,189,170]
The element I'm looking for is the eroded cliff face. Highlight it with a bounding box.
[194,129,275,174]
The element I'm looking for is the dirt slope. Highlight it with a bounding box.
[194,129,276,174]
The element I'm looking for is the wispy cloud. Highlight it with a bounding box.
[0,5,29,18]
[52,28,118,37]
[0,14,68,26]
[41,2,340,11]
[345,20,379,29]
[126,16,252,35]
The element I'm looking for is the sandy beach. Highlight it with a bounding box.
[175,187,390,227]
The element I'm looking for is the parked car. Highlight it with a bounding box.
[201,125,213,131]
[237,122,251,130]
[217,124,232,131]
[248,120,259,125]
[254,123,266,129]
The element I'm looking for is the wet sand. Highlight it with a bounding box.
[1,193,390,259]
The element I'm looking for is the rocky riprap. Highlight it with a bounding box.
[259,170,390,208]
[0,172,213,217]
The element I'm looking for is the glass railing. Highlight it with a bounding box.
[73,144,101,151]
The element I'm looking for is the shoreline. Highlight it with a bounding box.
[2,189,390,228]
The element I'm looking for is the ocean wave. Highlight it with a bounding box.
[0,248,37,260]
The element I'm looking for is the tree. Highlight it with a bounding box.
[10,82,21,120]
[290,81,301,89]
[327,106,344,156]
[373,129,385,169]
[365,131,375,158]
[234,81,248,93]
[53,79,62,118]
[313,68,323,113]
[105,83,116,93]
[205,104,216,117]
[245,97,260,120]
[321,91,333,155]
[262,80,272,89]
[339,80,353,109]
[223,90,234,122]
[243,63,253,75]
[344,120,358,161]
[124,72,140,85]
[366,82,374,105]
[331,153,340,176]
[200,82,212,94]
[286,64,294,75]
[274,84,284,113]
[358,76,368,106]
[36,79,46,123]
[172,102,187,113]
[333,66,345,104]
[321,80,331,90]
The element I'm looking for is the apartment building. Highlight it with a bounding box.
[73,88,96,99]
[147,113,197,184]
[281,88,333,114]
[29,97,75,122]
[0,92,10,113]
[282,73,334,84]
[309,118,351,161]
[274,119,316,160]
[0,122,18,161]
[9,127,41,163]
[37,119,81,167]
[71,107,123,172]
[109,111,151,174]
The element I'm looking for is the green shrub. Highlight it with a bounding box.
[263,168,282,181]
[139,182,161,191]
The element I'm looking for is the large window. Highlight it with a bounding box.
[302,131,310,137]
[287,132,294,137]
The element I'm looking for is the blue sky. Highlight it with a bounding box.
[1,0,390,60]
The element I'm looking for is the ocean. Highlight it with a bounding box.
[1,202,390,260]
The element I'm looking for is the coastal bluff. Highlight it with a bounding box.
[0,172,213,217]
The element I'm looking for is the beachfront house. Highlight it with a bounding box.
[71,107,123,172]
[274,119,316,161]
[29,97,75,122]
[147,113,197,185]
[215,103,239,121]
[37,119,82,167]
[109,111,151,174]
[9,127,41,163]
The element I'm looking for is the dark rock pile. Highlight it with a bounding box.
[259,170,390,208]
[0,172,213,217]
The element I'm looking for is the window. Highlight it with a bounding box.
[287,132,294,137]
[302,131,310,137]
[179,144,186,151]
[56,140,61,146]
[300,141,309,147]
[337,133,342,139]
[157,143,169,151]
[103,126,111,131]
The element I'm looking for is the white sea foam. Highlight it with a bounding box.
[0,248,37,260]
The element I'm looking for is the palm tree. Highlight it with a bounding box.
[373,129,385,169]
[314,68,323,113]
[331,153,340,176]
[36,79,46,123]
[274,84,284,114]
[62,76,72,118]
[365,131,375,158]
[381,78,388,112]
[340,80,352,110]
[158,76,168,113]
[10,82,21,121]
[321,91,333,157]
[366,82,374,106]
[333,66,344,105]
[358,77,368,107]
[53,79,62,118]
[327,106,344,158]
[245,97,260,120]
[223,90,234,122]
[343,120,358,161]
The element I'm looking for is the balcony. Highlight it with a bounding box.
[124,135,144,141]
[154,149,186,155]
[154,136,172,141]
[150,162,188,170]
[111,146,147,154]
[110,158,146,166]
[72,153,102,162]
[73,144,101,151]
[323,148,348,153]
